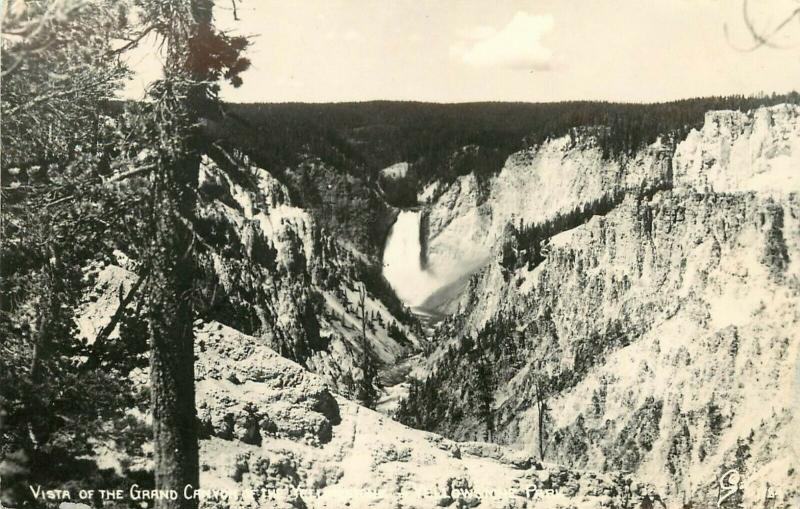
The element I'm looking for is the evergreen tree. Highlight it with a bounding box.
[356,283,379,409]
[113,1,249,505]
[533,363,550,461]
[1,2,136,503]
[473,353,495,441]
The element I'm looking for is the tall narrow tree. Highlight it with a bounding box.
[124,1,249,505]
[474,353,495,442]
[357,283,378,408]
[532,364,550,461]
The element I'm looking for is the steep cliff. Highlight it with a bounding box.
[400,104,800,507]
[419,127,673,314]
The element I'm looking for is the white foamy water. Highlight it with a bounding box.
[382,211,443,308]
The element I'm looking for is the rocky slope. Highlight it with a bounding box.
[86,307,659,509]
[192,321,664,509]
[399,104,800,507]
[74,269,660,509]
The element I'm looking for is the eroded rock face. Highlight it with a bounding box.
[195,155,323,360]
[674,104,800,194]
[195,321,340,446]
[420,128,673,308]
[421,105,799,310]
[194,155,419,396]
[404,105,800,507]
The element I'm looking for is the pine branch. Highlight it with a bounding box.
[84,271,148,370]
[103,163,157,183]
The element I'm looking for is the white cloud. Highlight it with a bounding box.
[455,12,554,70]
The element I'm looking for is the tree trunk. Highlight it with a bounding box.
[85,274,146,371]
[359,285,367,342]
[145,2,227,504]
[538,401,545,460]
[27,246,60,446]
[358,284,376,408]
[148,155,200,509]
[535,382,546,461]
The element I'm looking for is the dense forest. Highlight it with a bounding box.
[216,93,800,188]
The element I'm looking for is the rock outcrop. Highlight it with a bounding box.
[195,321,341,446]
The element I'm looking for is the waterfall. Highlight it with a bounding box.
[382,210,442,308]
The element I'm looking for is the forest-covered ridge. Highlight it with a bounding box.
[214,93,800,181]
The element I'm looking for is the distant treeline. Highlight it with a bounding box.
[214,93,800,190]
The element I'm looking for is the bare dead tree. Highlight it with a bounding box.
[724,0,800,51]
[534,374,548,461]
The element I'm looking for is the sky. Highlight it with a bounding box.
[123,0,800,104]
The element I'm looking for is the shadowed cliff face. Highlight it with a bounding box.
[400,104,800,507]
[173,154,423,398]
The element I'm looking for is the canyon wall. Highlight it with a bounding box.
[403,104,800,507]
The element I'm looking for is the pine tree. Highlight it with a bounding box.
[533,368,549,461]
[119,1,249,505]
[474,353,495,441]
[357,283,379,408]
[1,2,133,503]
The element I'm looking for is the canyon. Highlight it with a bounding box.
[29,102,800,508]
